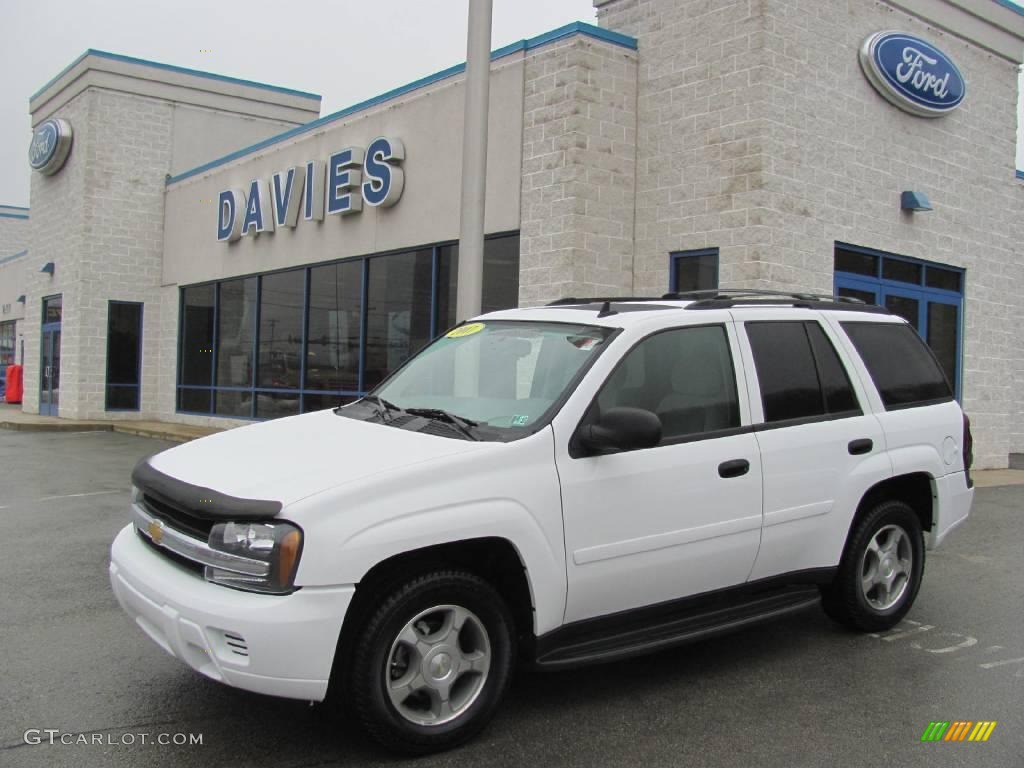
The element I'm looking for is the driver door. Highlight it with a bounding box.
[554,322,763,624]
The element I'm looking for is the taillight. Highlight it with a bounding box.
[963,412,974,488]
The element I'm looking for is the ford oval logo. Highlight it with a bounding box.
[859,31,965,117]
[28,118,73,175]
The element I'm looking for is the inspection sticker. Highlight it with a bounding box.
[447,322,486,338]
[511,415,530,427]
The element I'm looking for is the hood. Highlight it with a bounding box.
[144,408,488,508]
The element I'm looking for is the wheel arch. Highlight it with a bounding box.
[329,537,536,699]
[847,472,935,546]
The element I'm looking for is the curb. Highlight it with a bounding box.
[0,421,208,443]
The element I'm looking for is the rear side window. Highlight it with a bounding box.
[745,321,860,423]
[841,322,952,409]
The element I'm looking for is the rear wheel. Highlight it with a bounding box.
[822,500,925,632]
[349,570,515,754]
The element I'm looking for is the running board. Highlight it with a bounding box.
[535,585,821,670]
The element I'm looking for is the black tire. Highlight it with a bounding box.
[822,500,925,632]
[349,569,516,755]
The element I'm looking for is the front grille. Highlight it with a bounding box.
[142,493,215,539]
[136,528,204,576]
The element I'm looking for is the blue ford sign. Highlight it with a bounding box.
[859,31,965,118]
[28,118,74,175]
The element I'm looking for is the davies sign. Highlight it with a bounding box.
[859,31,965,118]
[218,136,404,242]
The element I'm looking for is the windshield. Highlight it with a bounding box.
[360,320,614,440]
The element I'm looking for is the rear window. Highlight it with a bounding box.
[841,322,952,409]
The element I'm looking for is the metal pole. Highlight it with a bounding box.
[456,0,492,322]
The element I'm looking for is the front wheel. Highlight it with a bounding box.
[822,500,925,632]
[349,570,515,754]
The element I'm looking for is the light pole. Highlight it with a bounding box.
[455,0,493,322]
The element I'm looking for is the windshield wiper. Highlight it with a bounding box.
[405,408,480,441]
[352,395,402,423]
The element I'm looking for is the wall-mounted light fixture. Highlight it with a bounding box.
[900,191,933,212]
[40,261,55,275]
[16,295,26,303]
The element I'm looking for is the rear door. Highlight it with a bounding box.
[735,313,889,579]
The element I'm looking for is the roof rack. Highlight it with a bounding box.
[546,296,666,306]
[662,288,888,313]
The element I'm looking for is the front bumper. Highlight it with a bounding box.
[109,524,353,701]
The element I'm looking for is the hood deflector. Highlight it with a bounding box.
[131,460,281,520]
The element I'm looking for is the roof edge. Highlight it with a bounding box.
[165,21,637,187]
[31,49,322,104]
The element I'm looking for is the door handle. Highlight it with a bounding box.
[848,438,873,455]
[718,459,750,479]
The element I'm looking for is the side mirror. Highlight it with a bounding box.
[578,407,662,454]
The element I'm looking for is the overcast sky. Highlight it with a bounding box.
[1,0,1021,208]
[0,0,596,207]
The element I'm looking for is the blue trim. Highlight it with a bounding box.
[166,22,638,186]
[1016,169,1024,180]
[991,0,1024,17]
[0,213,29,220]
[32,48,321,103]
[0,250,28,266]
[0,205,29,211]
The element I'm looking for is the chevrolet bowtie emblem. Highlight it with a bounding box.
[148,519,165,545]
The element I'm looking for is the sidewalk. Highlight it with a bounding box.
[0,403,222,443]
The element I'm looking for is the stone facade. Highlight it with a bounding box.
[595,0,1024,467]
[519,36,639,306]
[0,209,29,346]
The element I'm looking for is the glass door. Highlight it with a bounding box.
[40,296,62,416]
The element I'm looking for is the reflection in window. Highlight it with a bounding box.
[180,285,214,386]
[307,261,362,392]
[437,234,522,332]
[671,249,719,293]
[216,278,257,388]
[364,249,434,390]
[258,271,304,389]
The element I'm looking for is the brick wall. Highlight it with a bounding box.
[597,0,1023,467]
[596,0,771,294]
[0,214,29,256]
[518,36,639,306]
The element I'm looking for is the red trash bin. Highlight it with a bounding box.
[5,364,23,404]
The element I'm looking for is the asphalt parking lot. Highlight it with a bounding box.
[1,428,1022,768]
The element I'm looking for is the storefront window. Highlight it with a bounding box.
[437,233,522,332]
[176,233,521,419]
[670,248,719,294]
[215,277,257,417]
[258,271,304,390]
[306,260,362,393]
[105,302,143,410]
[364,249,434,390]
[0,321,15,368]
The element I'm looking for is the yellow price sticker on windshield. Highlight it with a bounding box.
[446,322,486,338]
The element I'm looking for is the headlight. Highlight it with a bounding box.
[205,521,303,594]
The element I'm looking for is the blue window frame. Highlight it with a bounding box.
[669,248,719,293]
[176,233,520,418]
[834,242,964,399]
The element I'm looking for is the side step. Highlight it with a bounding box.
[535,585,821,670]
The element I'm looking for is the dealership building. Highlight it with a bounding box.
[1,0,1023,467]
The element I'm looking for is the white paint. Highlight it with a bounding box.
[910,631,978,653]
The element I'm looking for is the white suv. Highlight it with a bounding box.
[109,290,974,753]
